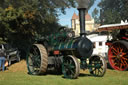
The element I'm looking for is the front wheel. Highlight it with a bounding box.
[62,55,80,79]
[89,55,107,77]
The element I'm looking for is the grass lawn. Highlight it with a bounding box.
[0,60,128,85]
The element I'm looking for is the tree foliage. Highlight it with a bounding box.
[0,0,76,57]
[88,0,96,10]
[92,8,100,24]
[98,0,128,24]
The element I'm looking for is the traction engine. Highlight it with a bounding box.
[26,0,107,79]
[99,23,128,71]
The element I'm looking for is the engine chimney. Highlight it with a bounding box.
[77,0,90,37]
[78,8,86,37]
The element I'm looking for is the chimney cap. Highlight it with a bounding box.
[76,0,90,9]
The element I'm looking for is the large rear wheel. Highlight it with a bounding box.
[108,41,128,71]
[27,44,48,75]
[62,55,80,79]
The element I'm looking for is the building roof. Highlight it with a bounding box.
[87,34,108,42]
[72,12,79,20]
[98,22,128,32]
[85,13,91,21]
[72,12,92,21]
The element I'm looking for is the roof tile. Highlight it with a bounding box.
[72,12,92,21]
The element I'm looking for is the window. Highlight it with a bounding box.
[93,42,96,48]
[99,42,102,46]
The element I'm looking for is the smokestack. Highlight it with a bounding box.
[78,8,86,37]
[76,0,90,37]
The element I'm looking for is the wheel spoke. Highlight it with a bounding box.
[122,53,126,56]
[112,50,118,55]
[69,59,73,64]
[93,69,95,75]
[117,47,120,54]
[70,70,75,75]
[111,46,117,52]
[121,57,128,66]
[92,68,96,72]
[110,56,116,59]
[33,47,39,55]
[100,67,103,70]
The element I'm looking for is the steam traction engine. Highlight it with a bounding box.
[26,1,107,79]
[99,23,128,71]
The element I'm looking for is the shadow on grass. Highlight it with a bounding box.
[46,70,62,75]
[61,73,94,79]
[79,73,92,77]
[27,70,62,77]
[107,62,114,70]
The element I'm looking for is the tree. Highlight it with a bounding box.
[0,0,76,57]
[92,8,100,24]
[89,0,96,10]
[98,0,128,41]
[98,0,128,24]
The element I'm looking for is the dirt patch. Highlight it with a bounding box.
[5,60,28,73]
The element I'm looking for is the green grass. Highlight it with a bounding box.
[0,69,128,85]
[0,60,128,85]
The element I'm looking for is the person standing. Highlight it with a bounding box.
[0,49,6,71]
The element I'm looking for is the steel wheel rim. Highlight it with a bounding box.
[27,45,41,75]
[108,42,128,71]
[89,55,106,77]
[62,55,80,79]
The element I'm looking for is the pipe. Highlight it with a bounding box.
[78,8,86,37]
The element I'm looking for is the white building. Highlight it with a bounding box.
[87,34,108,57]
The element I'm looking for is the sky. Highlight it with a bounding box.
[58,0,101,27]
